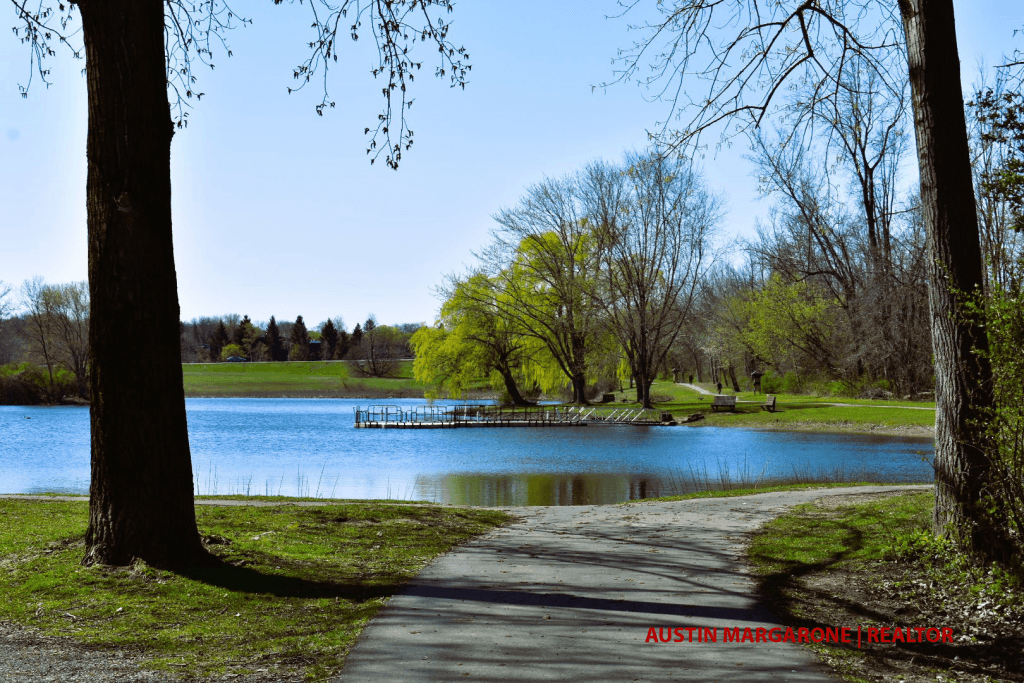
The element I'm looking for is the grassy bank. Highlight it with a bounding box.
[749,490,1023,682]
[181,360,439,399]
[0,498,510,680]
[618,381,937,435]
[178,366,934,434]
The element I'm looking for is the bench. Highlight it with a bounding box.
[710,395,737,412]
[761,394,777,412]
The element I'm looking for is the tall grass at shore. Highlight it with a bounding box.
[643,457,929,503]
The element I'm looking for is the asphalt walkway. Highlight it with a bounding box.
[678,383,935,409]
[337,485,929,682]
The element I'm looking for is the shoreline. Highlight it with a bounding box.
[683,420,934,438]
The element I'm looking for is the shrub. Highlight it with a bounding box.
[760,372,782,394]
[780,372,804,394]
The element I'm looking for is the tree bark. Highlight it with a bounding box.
[899,0,1004,559]
[80,1,207,568]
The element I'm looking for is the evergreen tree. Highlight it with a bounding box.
[233,315,251,347]
[266,316,284,362]
[349,323,364,355]
[288,315,311,361]
[208,320,229,361]
[320,319,339,360]
[335,329,351,360]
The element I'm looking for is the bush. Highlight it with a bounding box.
[760,372,782,394]
[0,363,67,405]
[0,371,44,404]
[780,372,804,394]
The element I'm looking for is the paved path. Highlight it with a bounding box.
[337,485,929,682]
[677,384,935,409]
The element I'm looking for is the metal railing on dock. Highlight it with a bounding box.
[353,404,668,428]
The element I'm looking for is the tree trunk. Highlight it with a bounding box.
[728,364,740,393]
[571,372,589,404]
[496,365,534,407]
[900,0,1006,560]
[80,1,207,568]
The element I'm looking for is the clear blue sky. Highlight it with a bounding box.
[1,1,1021,331]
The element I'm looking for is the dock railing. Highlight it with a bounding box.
[354,404,667,427]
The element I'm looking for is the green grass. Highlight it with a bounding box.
[182,360,433,398]
[748,491,934,574]
[0,499,510,681]
[608,381,936,433]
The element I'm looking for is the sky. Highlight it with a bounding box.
[1,1,1022,331]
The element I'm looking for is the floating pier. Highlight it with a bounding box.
[353,404,671,429]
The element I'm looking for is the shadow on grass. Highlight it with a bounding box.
[172,553,394,602]
[752,516,1021,679]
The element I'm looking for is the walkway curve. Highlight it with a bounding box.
[337,485,929,682]
[677,383,935,409]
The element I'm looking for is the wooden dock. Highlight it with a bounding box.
[354,405,669,429]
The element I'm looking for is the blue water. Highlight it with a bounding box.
[0,398,933,505]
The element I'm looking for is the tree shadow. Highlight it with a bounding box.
[752,519,1024,679]
[169,554,392,602]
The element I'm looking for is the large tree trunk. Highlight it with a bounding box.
[496,364,534,407]
[80,1,207,568]
[900,0,1005,560]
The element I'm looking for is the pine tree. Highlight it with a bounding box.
[320,319,339,360]
[335,329,351,360]
[288,315,311,361]
[233,315,251,347]
[208,320,228,361]
[349,323,363,357]
[266,316,284,362]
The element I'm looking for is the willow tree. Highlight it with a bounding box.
[483,176,606,404]
[11,0,470,567]
[612,0,1009,559]
[413,274,536,405]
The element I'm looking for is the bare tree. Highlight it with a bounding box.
[611,0,1008,561]
[0,281,13,363]
[20,277,63,401]
[17,279,90,400]
[584,152,721,407]
[352,315,400,378]
[49,282,90,399]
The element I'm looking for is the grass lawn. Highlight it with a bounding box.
[606,381,936,434]
[0,498,510,680]
[181,360,434,398]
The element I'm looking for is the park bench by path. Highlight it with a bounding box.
[761,394,777,412]
[710,395,737,412]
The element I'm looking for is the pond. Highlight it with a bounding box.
[0,398,934,505]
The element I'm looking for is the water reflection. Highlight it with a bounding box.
[419,473,669,506]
